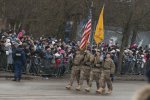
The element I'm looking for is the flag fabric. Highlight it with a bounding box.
[94,6,104,44]
[79,19,92,49]
[79,9,92,50]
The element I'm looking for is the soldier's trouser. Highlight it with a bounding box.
[79,66,91,86]
[89,69,101,89]
[69,66,80,86]
[100,70,113,90]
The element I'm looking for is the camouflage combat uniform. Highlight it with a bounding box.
[97,58,115,94]
[85,52,102,92]
[76,50,94,91]
[66,51,84,90]
[134,85,150,100]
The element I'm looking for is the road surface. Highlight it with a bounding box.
[0,78,146,100]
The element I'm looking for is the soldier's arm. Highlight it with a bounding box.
[89,55,95,67]
[110,60,116,74]
[82,54,87,65]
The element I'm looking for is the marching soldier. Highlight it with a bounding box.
[76,49,94,91]
[85,51,103,92]
[66,50,84,90]
[133,85,150,100]
[96,53,115,95]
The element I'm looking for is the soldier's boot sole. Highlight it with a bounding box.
[107,90,112,95]
[76,87,81,91]
[85,88,90,92]
[66,86,71,90]
[96,88,105,95]
[76,85,81,91]
[76,88,81,91]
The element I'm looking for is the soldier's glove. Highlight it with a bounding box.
[110,74,114,82]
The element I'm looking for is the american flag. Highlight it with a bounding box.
[79,9,92,49]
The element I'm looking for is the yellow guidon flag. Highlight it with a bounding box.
[94,6,104,44]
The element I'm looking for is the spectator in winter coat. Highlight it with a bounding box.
[5,39,13,71]
[146,69,150,83]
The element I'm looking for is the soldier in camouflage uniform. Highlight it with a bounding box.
[66,50,84,90]
[85,51,103,92]
[134,85,150,100]
[97,53,115,95]
[76,50,94,91]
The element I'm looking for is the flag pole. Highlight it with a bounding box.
[80,0,93,51]
[96,44,99,52]
[90,0,94,47]
[94,5,104,47]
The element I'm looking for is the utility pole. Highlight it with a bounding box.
[1,0,6,30]
[1,0,5,19]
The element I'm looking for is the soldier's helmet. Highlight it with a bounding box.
[133,85,150,100]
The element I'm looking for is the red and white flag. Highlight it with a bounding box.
[79,19,92,49]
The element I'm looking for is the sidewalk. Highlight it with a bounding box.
[0,71,146,81]
[114,75,146,81]
[0,71,38,80]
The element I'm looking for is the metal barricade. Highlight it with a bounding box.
[145,58,150,74]
[27,55,41,75]
[122,55,146,75]
[40,58,70,77]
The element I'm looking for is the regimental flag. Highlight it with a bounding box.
[94,6,104,44]
[80,9,92,50]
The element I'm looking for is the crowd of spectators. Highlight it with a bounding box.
[0,30,150,77]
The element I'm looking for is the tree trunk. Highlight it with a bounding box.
[117,26,131,75]
[117,11,133,75]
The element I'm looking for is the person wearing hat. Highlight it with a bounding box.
[76,49,94,91]
[43,46,53,67]
[12,44,26,81]
[111,49,119,74]
[133,85,150,100]
[24,44,31,74]
[146,69,150,83]
[96,53,115,95]
[85,51,103,92]
[0,39,7,70]
[65,49,84,90]
[5,38,13,71]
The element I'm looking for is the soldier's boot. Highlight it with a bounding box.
[107,89,112,94]
[96,88,105,94]
[85,86,91,92]
[76,85,81,91]
[65,84,72,90]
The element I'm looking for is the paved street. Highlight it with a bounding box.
[0,78,146,100]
